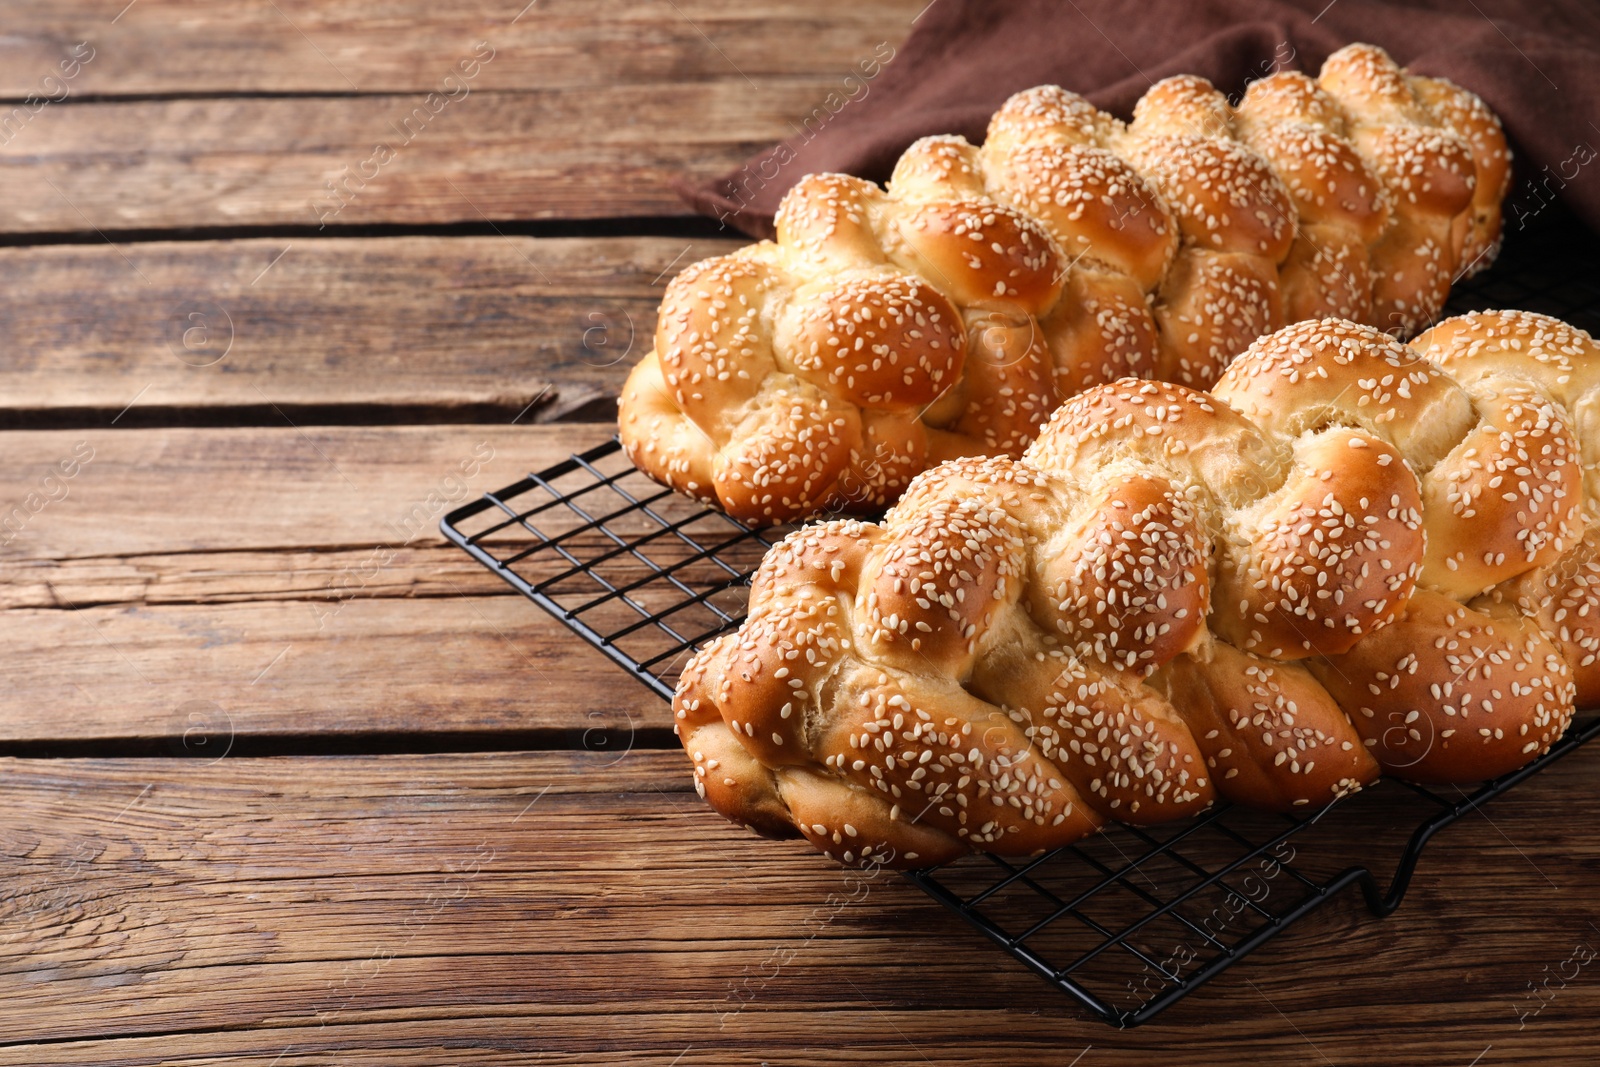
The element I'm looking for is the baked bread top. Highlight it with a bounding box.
[621,44,1511,525]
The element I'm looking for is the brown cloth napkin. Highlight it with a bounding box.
[681,0,1600,241]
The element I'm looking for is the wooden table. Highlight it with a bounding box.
[1,3,1596,1063]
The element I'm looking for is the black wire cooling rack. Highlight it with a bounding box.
[442,213,1600,1027]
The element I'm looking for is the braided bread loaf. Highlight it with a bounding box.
[621,44,1511,525]
[674,311,1596,868]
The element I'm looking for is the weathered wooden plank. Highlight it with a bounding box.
[0,425,609,560]
[0,749,1593,1061]
[0,236,741,423]
[0,545,499,610]
[0,0,918,96]
[0,80,825,231]
[0,594,670,745]
[4,1018,1590,1067]
[0,425,700,744]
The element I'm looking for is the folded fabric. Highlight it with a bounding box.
[681,0,1600,240]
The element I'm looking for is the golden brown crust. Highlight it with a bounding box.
[1240,124,1390,245]
[1039,266,1162,395]
[860,491,1028,674]
[653,252,776,432]
[888,134,987,202]
[984,84,1115,155]
[1211,318,1470,462]
[984,140,1177,289]
[1235,70,1347,131]
[824,410,930,512]
[623,44,1509,525]
[944,311,1061,454]
[1317,43,1428,123]
[776,767,968,867]
[886,199,1065,314]
[1157,641,1380,809]
[1214,316,1587,600]
[1410,76,1512,275]
[618,350,718,506]
[1130,74,1237,141]
[967,645,1216,823]
[1152,248,1284,388]
[1122,135,1296,261]
[1310,591,1573,783]
[1352,124,1476,223]
[676,313,1593,868]
[1478,528,1600,706]
[1028,473,1210,672]
[710,378,862,525]
[775,271,965,410]
[1213,426,1423,659]
[1277,224,1375,323]
[822,665,1104,854]
[1418,383,1582,596]
[676,634,800,839]
[773,172,886,270]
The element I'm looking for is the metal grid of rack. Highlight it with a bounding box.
[442,217,1600,1027]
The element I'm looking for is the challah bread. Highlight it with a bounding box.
[622,44,1511,525]
[674,311,1591,868]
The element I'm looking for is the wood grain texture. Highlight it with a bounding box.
[0,81,836,232]
[0,544,498,611]
[0,749,1594,1062]
[1,1,1594,1060]
[0,424,683,744]
[0,236,741,424]
[0,594,666,746]
[0,425,609,560]
[0,0,919,233]
[0,0,921,95]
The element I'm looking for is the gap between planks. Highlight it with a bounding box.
[0,424,683,747]
[0,234,745,427]
[0,748,1593,1062]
